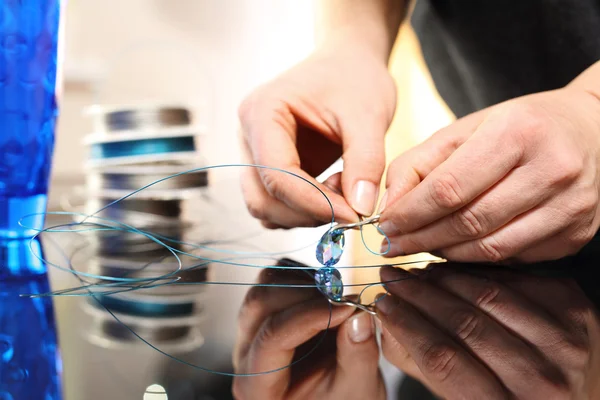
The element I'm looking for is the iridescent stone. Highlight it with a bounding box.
[316,228,345,267]
[314,267,344,301]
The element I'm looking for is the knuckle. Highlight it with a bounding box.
[237,87,272,123]
[498,102,547,147]
[474,285,502,312]
[476,236,506,262]
[552,155,584,186]
[260,170,285,201]
[421,343,458,382]
[567,226,595,252]
[244,196,268,220]
[237,93,260,123]
[554,335,590,369]
[567,191,598,219]
[451,208,487,238]
[429,173,465,210]
[451,310,484,342]
[255,315,277,350]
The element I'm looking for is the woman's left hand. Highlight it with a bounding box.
[376,264,600,400]
[379,65,600,263]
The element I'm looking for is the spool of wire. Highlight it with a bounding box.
[86,105,192,132]
[86,163,209,199]
[85,130,199,167]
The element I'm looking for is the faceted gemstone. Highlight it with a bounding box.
[316,228,345,267]
[314,267,344,301]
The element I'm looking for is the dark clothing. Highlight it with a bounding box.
[398,3,600,397]
[411,0,600,118]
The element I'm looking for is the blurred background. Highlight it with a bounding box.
[40,1,456,399]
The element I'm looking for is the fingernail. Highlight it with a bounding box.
[348,312,374,343]
[380,240,404,257]
[379,220,399,236]
[378,191,388,214]
[376,295,396,315]
[351,180,378,216]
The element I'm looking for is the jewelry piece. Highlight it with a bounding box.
[313,214,383,313]
[315,214,381,267]
[311,266,377,316]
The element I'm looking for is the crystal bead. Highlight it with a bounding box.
[314,267,343,301]
[315,228,345,267]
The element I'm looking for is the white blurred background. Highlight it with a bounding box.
[54,0,317,178]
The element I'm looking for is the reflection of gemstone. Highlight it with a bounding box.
[316,228,345,267]
[314,267,343,301]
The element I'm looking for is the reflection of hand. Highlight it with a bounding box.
[376,264,600,399]
[233,268,385,400]
[379,67,600,262]
[238,42,397,229]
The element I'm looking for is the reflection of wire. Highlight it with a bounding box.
[19,163,442,376]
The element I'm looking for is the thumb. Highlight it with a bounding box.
[334,312,383,394]
[341,122,386,216]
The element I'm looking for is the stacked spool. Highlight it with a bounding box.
[83,104,208,254]
[81,104,210,349]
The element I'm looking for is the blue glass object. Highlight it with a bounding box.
[0,0,62,238]
[314,267,344,301]
[0,239,62,399]
[315,228,345,267]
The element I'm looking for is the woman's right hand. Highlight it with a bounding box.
[238,40,397,229]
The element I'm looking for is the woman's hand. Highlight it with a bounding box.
[238,40,397,229]
[233,267,385,400]
[376,264,600,399]
[379,79,600,262]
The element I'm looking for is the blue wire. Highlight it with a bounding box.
[18,163,441,377]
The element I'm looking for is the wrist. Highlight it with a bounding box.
[315,0,407,63]
[568,59,600,102]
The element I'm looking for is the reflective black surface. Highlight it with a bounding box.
[4,183,600,399]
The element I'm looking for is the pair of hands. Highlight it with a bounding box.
[239,42,600,263]
[232,264,600,400]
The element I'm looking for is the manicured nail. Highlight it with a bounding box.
[380,240,404,257]
[378,191,388,214]
[376,295,396,315]
[348,312,374,343]
[351,180,378,216]
[379,220,399,236]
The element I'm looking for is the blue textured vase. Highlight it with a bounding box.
[0,0,62,238]
[0,239,62,399]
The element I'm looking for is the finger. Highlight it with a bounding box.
[234,298,355,400]
[339,114,386,216]
[423,267,584,369]
[382,165,550,257]
[382,109,488,210]
[378,320,425,381]
[241,167,323,228]
[376,294,507,399]
[240,101,357,223]
[234,268,317,366]
[381,267,563,398]
[321,172,343,196]
[439,203,571,262]
[329,312,385,398]
[380,107,524,236]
